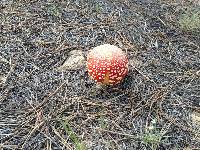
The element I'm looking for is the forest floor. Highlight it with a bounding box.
[0,0,200,149]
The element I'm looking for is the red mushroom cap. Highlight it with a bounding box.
[87,44,128,85]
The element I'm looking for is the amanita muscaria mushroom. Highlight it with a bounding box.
[87,44,128,85]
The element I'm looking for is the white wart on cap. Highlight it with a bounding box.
[87,44,128,85]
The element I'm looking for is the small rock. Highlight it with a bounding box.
[57,50,86,71]
[191,111,200,125]
[0,75,7,86]
[0,56,9,63]
[196,70,200,76]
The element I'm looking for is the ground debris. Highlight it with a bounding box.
[0,0,200,149]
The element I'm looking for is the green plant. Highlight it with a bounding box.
[95,3,101,13]
[142,132,163,150]
[47,5,61,17]
[179,8,200,31]
[99,115,108,129]
[61,120,86,150]
[141,119,168,150]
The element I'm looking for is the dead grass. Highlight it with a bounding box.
[0,0,200,149]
